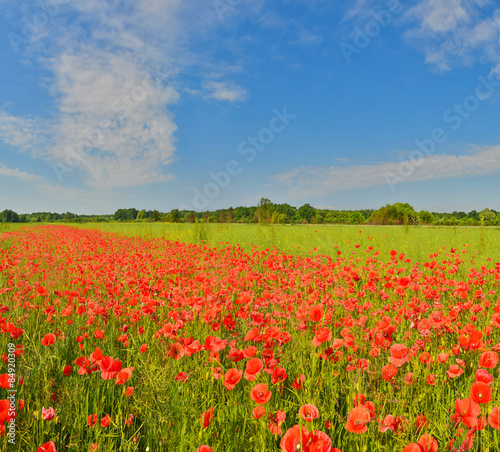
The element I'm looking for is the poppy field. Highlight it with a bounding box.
[1,224,500,451]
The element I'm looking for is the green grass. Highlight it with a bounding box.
[69,222,500,265]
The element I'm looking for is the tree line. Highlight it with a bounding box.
[1,200,499,226]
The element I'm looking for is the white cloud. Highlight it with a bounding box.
[272,145,500,199]
[291,27,323,46]
[403,0,500,71]
[202,81,247,102]
[342,0,381,23]
[0,112,52,156]
[0,0,261,189]
[0,163,44,183]
[259,10,290,30]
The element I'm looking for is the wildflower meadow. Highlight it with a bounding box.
[0,224,500,451]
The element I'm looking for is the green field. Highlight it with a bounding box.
[3,222,499,265]
[69,222,500,265]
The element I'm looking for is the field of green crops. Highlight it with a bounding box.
[73,222,500,264]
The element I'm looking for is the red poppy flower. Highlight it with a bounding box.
[245,328,259,341]
[475,368,493,385]
[414,414,429,432]
[42,406,55,421]
[470,381,492,404]
[115,367,134,385]
[99,357,123,380]
[309,304,324,322]
[379,414,395,432]
[200,407,214,430]
[90,347,104,364]
[345,406,371,434]
[312,328,332,347]
[244,358,263,381]
[381,364,398,381]
[124,386,134,397]
[291,374,306,390]
[36,442,57,452]
[0,373,12,389]
[306,430,332,451]
[271,366,288,385]
[299,404,319,422]
[253,406,265,419]
[402,444,422,452]
[41,333,56,346]
[243,346,257,358]
[269,410,286,435]
[419,352,431,364]
[476,415,488,431]
[101,414,111,428]
[0,399,15,423]
[250,383,272,405]
[139,344,147,353]
[168,343,185,360]
[280,425,310,452]
[426,374,437,386]
[88,414,98,427]
[446,365,464,378]
[451,398,481,428]
[390,343,409,360]
[175,372,189,382]
[223,368,242,391]
[197,447,213,452]
[479,351,498,369]
[63,365,72,376]
[488,407,500,430]
[417,433,438,452]
[437,352,449,363]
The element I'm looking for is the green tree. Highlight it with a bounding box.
[418,210,434,225]
[296,203,316,224]
[168,209,179,223]
[151,210,161,222]
[468,210,480,221]
[256,198,273,223]
[0,210,19,223]
[480,208,496,225]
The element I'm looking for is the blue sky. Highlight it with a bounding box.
[0,0,499,214]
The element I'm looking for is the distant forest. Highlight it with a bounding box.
[1,199,499,226]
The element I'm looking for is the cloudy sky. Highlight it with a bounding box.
[0,0,499,214]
